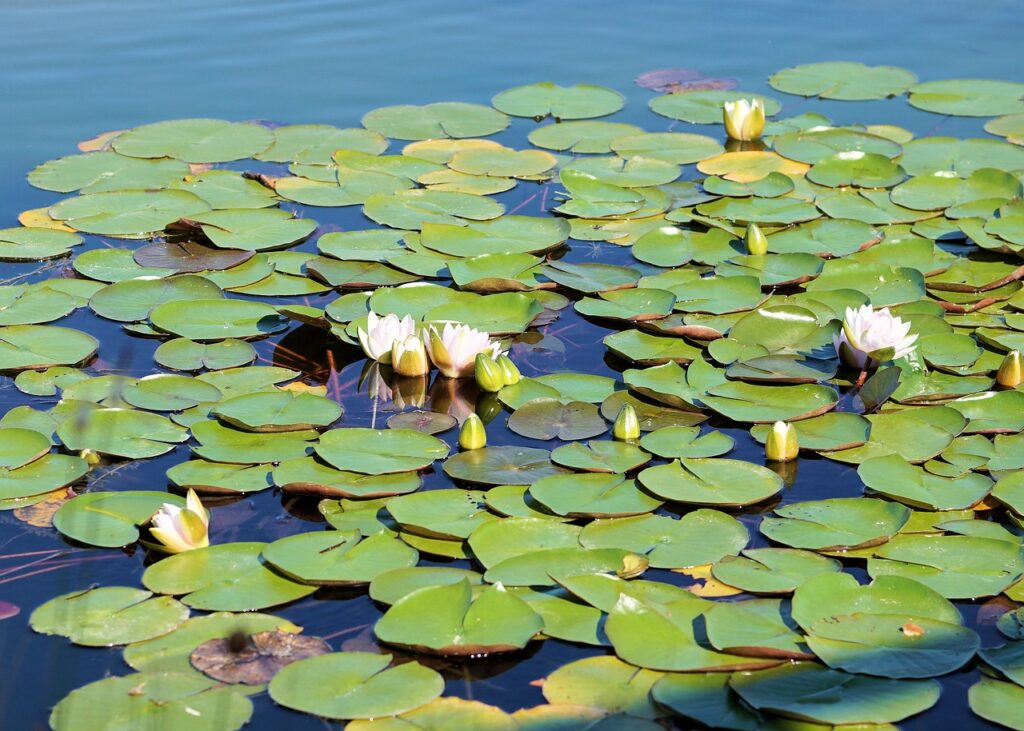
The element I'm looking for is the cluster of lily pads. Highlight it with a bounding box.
[3,61,1024,729]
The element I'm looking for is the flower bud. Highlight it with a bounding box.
[497,354,521,386]
[744,223,768,255]
[765,420,799,462]
[391,335,430,377]
[475,353,505,392]
[996,350,1022,388]
[459,413,487,450]
[613,404,641,441]
[723,99,765,142]
[79,448,102,467]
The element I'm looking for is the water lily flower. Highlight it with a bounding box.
[425,322,504,378]
[613,404,640,441]
[357,312,416,364]
[497,354,521,385]
[744,223,768,255]
[765,420,799,462]
[150,489,209,554]
[833,304,918,369]
[996,350,1022,388]
[391,335,430,377]
[475,353,505,392]
[723,98,765,141]
[459,413,487,450]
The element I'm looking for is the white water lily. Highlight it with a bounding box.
[356,312,416,364]
[723,98,765,141]
[424,322,504,378]
[765,420,799,462]
[833,304,918,368]
[391,335,430,377]
[150,489,209,554]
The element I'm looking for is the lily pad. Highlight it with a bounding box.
[143,542,316,610]
[268,652,444,719]
[262,531,417,586]
[375,580,543,655]
[638,458,782,507]
[30,586,189,647]
[492,82,624,120]
[760,497,911,551]
[112,119,273,162]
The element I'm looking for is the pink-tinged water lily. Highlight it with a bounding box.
[723,98,765,141]
[391,335,430,377]
[765,420,799,462]
[424,322,504,378]
[150,489,209,554]
[833,304,918,368]
[357,312,416,364]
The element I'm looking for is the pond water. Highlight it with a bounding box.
[2,1,1024,729]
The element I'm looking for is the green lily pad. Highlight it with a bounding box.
[770,62,917,100]
[529,473,663,518]
[154,338,256,371]
[50,189,211,237]
[30,586,189,647]
[492,82,623,120]
[858,454,992,510]
[419,216,569,257]
[49,672,253,731]
[54,491,184,548]
[143,542,315,610]
[262,531,417,586]
[969,677,1024,731]
[191,421,315,463]
[111,119,273,161]
[274,456,419,498]
[90,275,224,323]
[362,102,508,140]
[0,325,98,371]
[760,497,911,551]
[186,208,317,251]
[58,408,188,459]
[908,79,1024,116]
[712,548,842,595]
[750,412,870,452]
[507,398,607,441]
[270,651,443,720]
[528,121,643,154]
[580,510,747,569]
[167,460,273,495]
[0,227,82,261]
[387,489,494,539]
[541,656,665,720]
[611,132,723,164]
[375,580,542,655]
[638,458,782,507]
[651,672,760,731]
[28,151,191,193]
[729,662,940,725]
[316,428,447,474]
[213,390,341,432]
[444,446,569,485]
[550,440,651,473]
[150,298,288,341]
[868,534,1024,598]
[363,189,504,229]
[606,593,778,672]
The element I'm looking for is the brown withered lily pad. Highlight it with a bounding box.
[190,629,331,685]
[635,68,739,93]
[133,239,253,273]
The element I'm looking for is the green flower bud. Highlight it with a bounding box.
[496,354,521,386]
[744,223,768,256]
[459,413,487,450]
[997,350,1022,388]
[475,353,505,392]
[612,404,640,441]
